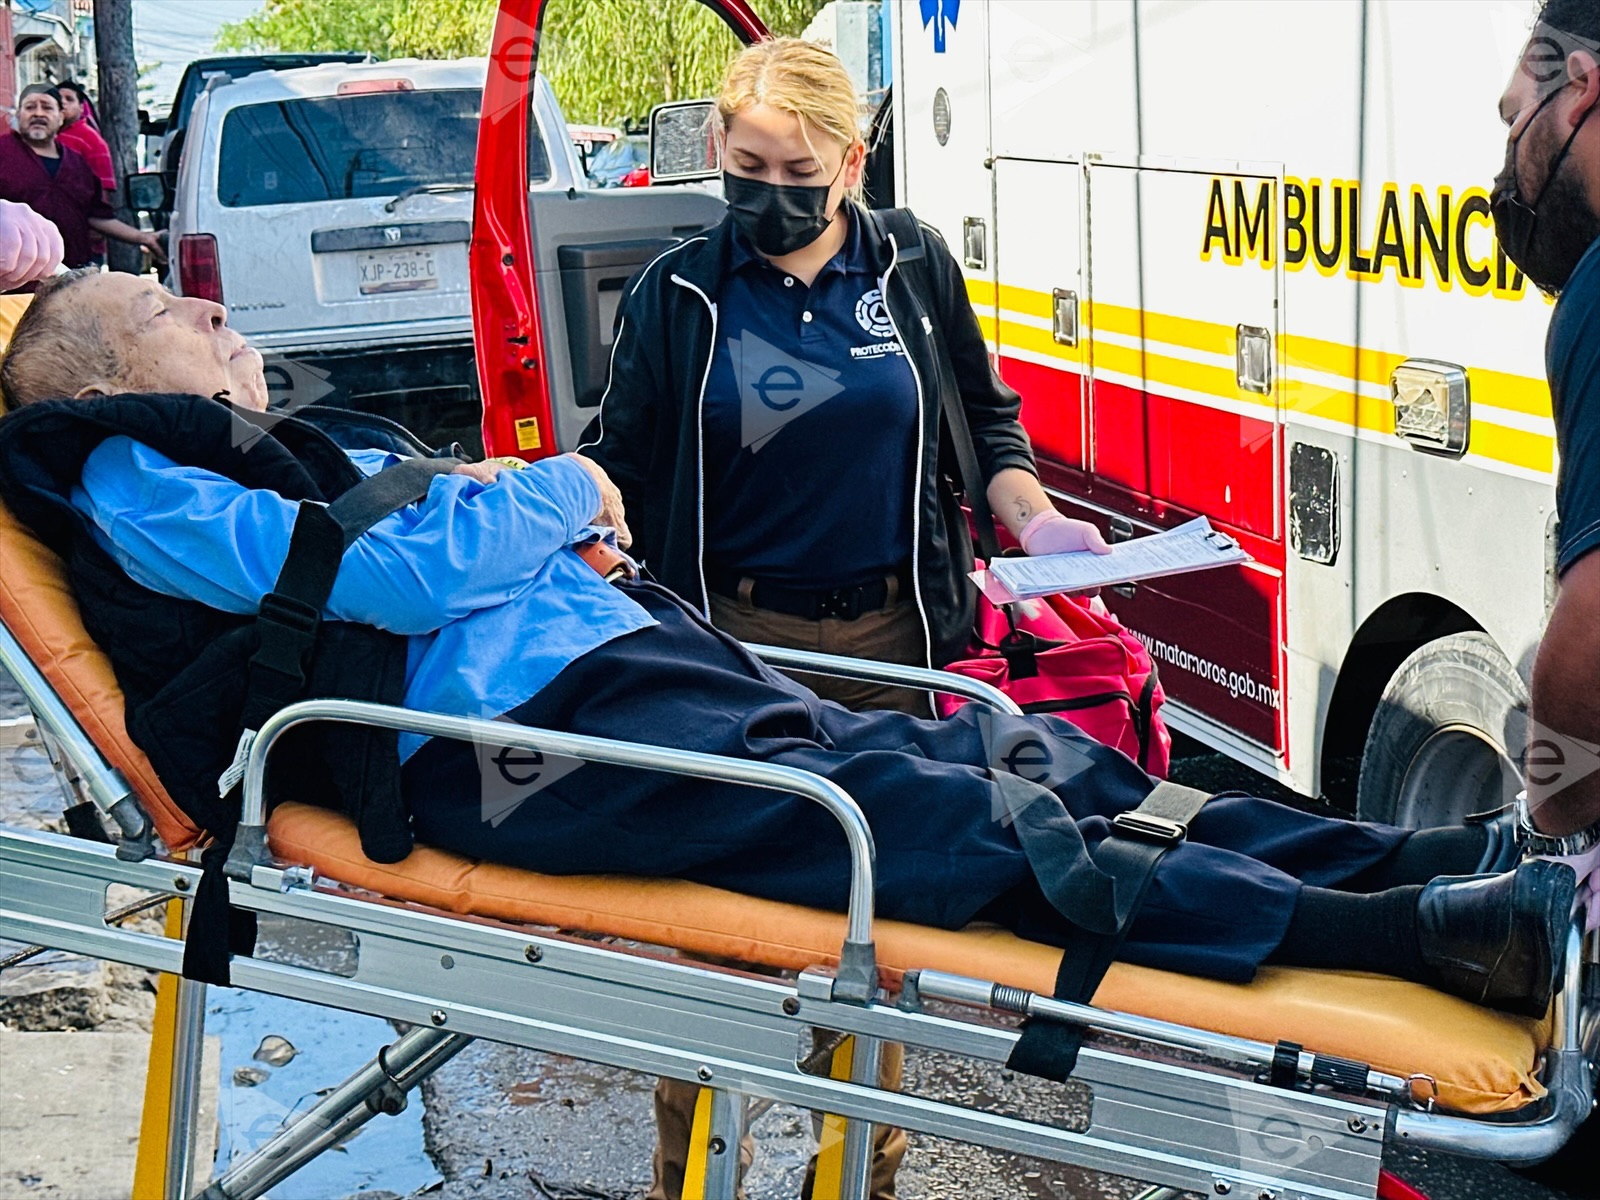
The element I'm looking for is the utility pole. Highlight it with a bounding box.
[94,0,143,274]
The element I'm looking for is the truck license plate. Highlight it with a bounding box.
[358,248,439,294]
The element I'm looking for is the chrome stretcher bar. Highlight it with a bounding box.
[1,637,1594,1200]
[0,621,152,850]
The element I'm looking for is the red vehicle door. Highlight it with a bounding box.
[473,0,768,459]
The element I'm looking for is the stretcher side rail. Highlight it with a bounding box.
[225,697,883,1004]
[225,645,1022,994]
[220,695,897,1195]
[743,643,1025,716]
[0,619,153,855]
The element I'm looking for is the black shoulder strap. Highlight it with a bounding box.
[869,207,1002,564]
[184,455,458,988]
[237,455,461,734]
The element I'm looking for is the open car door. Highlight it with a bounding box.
[473,0,770,458]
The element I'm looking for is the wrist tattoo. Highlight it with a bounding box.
[1014,499,1033,523]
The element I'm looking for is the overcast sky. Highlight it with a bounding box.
[133,0,265,107]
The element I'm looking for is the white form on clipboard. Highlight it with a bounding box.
[982,517,1251,601]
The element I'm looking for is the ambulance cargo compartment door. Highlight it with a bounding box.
[990,157,1088,475]
[1083,162,1288,755]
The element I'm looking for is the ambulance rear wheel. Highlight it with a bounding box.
[1355,632,1526,829]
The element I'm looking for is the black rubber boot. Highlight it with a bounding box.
[1416,860,1577,1017]
[1465,803,1524,874]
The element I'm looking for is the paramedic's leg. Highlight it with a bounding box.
[648,1050,904,1200]
[648,1076,754,1200]
[800,1039,906,1200]
[708,590,928,716]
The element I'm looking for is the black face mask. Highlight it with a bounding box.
[723,167,841,257]
[1492,86,1600,295]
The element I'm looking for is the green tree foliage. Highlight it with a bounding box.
[543,0,826,125]
[216,0,404,56]
[217,0,829,124]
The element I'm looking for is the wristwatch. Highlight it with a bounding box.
[1515,791,1600,857]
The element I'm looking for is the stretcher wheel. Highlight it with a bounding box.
[1356,632,1525,829]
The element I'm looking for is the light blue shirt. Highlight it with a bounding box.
[71,438,658,760]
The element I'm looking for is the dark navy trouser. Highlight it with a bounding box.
[403,582,1406,981]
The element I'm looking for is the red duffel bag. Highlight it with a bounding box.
[939,577,1171,775]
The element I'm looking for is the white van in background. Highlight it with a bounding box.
[161,58,585,452]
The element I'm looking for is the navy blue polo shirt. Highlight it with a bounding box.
[1547,236,1600,576]
[702,206,919,589]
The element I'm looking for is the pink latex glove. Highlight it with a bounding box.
[0,199,64,291]
[1019,510,1112,556]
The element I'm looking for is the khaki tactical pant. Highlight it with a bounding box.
[647,1043,908,1200]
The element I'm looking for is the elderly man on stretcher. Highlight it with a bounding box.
[0,269,1582,1022]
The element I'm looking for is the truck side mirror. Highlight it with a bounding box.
[126,171,167,214]
[649,100,720,184]
[139,109,167,137]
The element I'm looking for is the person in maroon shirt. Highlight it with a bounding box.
[55,82,116,195]
[0,85,162,276]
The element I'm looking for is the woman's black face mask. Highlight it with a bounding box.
[1491,84,1600,295]
[723,161,844,257]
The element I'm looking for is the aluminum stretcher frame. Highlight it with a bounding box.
[0,621,1595,1200]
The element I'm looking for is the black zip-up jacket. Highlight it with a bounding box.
[581,206,1037,669]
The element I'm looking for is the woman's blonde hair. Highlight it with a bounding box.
[717,37,865,197]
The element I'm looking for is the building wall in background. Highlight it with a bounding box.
[10,0,94,97]
[1,2,16,123]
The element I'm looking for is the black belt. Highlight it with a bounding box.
[706,563,911,622]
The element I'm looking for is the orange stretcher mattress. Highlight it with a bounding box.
[0,498,1552,1117]
[269,801,1551,1116]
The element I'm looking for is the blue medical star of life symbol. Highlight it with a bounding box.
[919,0,959,53]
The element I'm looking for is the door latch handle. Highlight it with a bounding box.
[1109,515,1137,598]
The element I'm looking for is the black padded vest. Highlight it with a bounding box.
[0,394,413,861]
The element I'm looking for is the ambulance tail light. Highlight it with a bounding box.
[178,234,224,305]
[1391,361,1470,458]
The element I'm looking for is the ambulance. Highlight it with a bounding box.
[886,0,1559,826]
[475,0,1557,829]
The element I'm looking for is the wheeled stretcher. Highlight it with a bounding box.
[0,502,1595,1200]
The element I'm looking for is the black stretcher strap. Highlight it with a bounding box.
[1007,780,1211,1081]
[183,455,458,986]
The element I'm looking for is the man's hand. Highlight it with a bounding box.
[135,229,168,266]
[87,218,168,265]
[0,199,64,289]
[566,452,631,549]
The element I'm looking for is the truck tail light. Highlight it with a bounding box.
[178,234,223,304]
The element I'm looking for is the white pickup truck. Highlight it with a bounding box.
[159,57,586,452]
